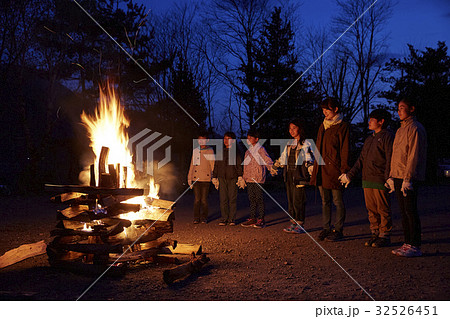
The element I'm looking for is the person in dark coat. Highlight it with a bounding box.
[310,97,350,241]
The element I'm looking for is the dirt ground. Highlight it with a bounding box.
[0,184,449,301]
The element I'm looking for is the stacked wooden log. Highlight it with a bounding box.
[45,184,176,277]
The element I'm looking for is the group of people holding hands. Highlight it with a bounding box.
[187,97,427,257]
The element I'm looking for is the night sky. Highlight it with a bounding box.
[141,0,450,56]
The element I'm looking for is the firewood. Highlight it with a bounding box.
[90,164,96,187]
[169,244,202,255]
[0,240,47,269]
[140,239,177,250]
[145,198,175,210]
[50,243,123,254]
[98,146,109,187]
[108,164,117,188]
[59,205,90,219]
[163,253,210,285]
[51,192,88,203]
[45,184,144,196]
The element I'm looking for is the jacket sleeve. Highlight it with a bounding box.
[236,151,243,177]
[212,156,218,178]
[340,123,351,174]
[347,136,366,180]
[259,147,274,169]
[404,126,426,181]
[384,132,394,181]
[277,144,288,166]
[207,149,215,176]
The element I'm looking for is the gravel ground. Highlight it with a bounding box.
[0,185,449,301]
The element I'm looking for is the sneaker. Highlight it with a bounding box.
[325,230,344,242]
[318,229,330,241]
[201,219,208,224]
[365,234,378,247]
[229,221,236,226]
[253,219,265,229]
[372,237,390,248]
[283,223,297,233]
[193,219,200,224]
[219,220,227,226]
[291,225,305,234]
[396,245,422,257]
[391,243,411,255]
[241,218,257,227]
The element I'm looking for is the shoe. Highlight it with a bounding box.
[372,237,390,248]
[391,243,410,255]
[219,220,227,226]
[291,225,305,234]
[253,219,265,228]
[229,221,236,226]
[241,218,256,227]
[365,234,378,247]
[318,229,330,241]
[283,223,297,233]
[193,219,200,224]
[325,230,344,242]
[396,245,422,257]
[201,219,207,224]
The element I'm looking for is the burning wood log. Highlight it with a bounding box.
[59,205,90,219]
[145,198,176,210]
[0,241,47,269]
[45,184,144,196]
[90,164,96,187]
[98,146,109,187]
[51,192,88,203]
[163,253,210,285]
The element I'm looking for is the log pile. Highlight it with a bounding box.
[45,183,176,277]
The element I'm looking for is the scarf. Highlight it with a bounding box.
[323,113,343,130]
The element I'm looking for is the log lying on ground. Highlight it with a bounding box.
[45,184,144,196]
[0,241,47,269]
[169,244,202,255]
[109,247,163,262]
[163,253,210,285]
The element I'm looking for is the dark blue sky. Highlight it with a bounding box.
[141,0,450,55]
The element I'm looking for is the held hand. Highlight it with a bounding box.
[384,178,395,193]
[269,166,278,176]
[212,178,219,190]
[338,173,350,188]
[236,176,247,189]
[274,159,282,168]
[188,180,193,189]
[401,180,413,197]
[307,165,314,176]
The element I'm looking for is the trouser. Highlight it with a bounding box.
[193,182,210,220]
[363,187,392,238]
[285,174,306,223]
[218,177,238,222]
[394,178,421,247]
[318,186,346,233]
[247,182,265,219]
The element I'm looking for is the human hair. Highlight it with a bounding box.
[224,131,236,140]
[369,109,391,129]
[320,97,341,113]
[289,118,306,143]
[197,130,209,138]
[247,129,260,139]
[398,96,417,111]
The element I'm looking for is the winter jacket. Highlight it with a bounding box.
[390,116,427,181]
[213,147,243,180]
[347,129,394,185]
[310,121,350,189]
[243,144,273,184]
[187,147,215,182]
[277,139,314,185]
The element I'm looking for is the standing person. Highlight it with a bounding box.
[273,119,314,234]
[339,109,394,247]
[310,97,350,241]
[240,129,274,229]
[212,132,244,226]
[386,97,427,257]
[187,131,215,224]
